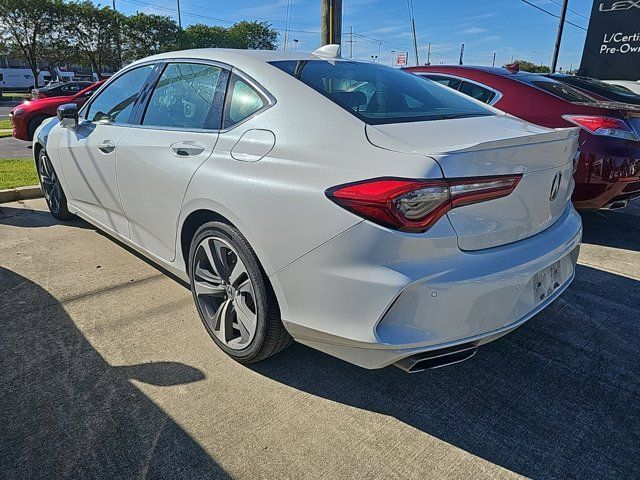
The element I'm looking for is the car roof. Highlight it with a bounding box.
[414,64,551,80]
[129,48,352,70]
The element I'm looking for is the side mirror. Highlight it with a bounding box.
[57,103,79,128]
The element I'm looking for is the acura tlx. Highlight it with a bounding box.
[33,46,582,372]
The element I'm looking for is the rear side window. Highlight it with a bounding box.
[223,74,267,129]
[530,80,594,103]
[422,74,462,90]
[458,81,496,104]
[270,60,493,124]
[143,63,223,130]
[85,65,154,123]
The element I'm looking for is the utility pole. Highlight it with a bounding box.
[321,0,342,45]
[391,50,396,66]
[345,26,357,58]
[426,42,431,65]
[176,0,182,29]
[408,0,419,66]
[459,43,464,65]
[551,0,568,73]
[492,52,496,67]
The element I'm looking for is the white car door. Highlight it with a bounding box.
[115,62,225,261]
[56,64,155,235]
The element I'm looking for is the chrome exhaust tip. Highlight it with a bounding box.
[602,199,629,210]
[394,343,478,373]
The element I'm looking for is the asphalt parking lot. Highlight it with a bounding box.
[1,198,639,479]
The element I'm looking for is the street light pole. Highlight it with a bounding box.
[551,0,568,73]
[176,0,182,29]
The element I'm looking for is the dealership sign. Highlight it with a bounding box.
[579,1,640,80]
[395,52,408,66]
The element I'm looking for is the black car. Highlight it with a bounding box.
[548,74,640,105]
[31,81,94,99]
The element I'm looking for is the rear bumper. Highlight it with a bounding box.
[573,133,640,209]
[274,203,582,369]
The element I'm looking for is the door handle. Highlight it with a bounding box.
[97,140,116,154]
[171,143,205,157]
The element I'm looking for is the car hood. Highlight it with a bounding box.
[14,95,76,113]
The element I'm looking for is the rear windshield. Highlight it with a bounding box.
[269,60,493,125]
[529,80,595,103]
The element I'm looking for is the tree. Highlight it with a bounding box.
[506,59,551,74]
[62,1,122,76]
[183,24,227,49]
[123,13,181,63]
[226,21,278,50]
[0,0,61,87]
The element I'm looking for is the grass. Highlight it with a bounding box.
[0,158,38,190]
[0,119,13,129]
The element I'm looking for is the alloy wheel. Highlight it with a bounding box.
[38,152,61,214]
[193,236,258,350]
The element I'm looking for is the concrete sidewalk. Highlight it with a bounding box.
[1,199,639,479]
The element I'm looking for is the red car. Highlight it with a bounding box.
[10,81,104,141]
[407,65,640,209]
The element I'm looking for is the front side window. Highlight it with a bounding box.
[223,74,267,129]
[143,63,223,129]
[85,65,154,123]
[270,60,493,124]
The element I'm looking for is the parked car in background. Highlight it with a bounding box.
[604,80,640,96]
[547,74,640,106]
[33,48,581,371]
[407,65,640,209]
[31,81,94,99]
[10,81,103,141]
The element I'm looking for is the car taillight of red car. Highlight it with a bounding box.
[562,115,639,142]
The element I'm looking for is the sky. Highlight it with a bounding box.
[104,0,594,71]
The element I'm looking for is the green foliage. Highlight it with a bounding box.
[507,59,551,74]
[123,12,182,63]
[183,24,228,49]
[0,1,278,77]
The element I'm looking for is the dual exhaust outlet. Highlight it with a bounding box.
[394,343,478,373]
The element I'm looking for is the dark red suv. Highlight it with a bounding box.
[407,65,640,209]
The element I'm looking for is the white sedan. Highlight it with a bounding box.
[34,46,582,372]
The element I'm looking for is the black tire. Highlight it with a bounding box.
[188,221,292,363]
[36,149,74,220]
[27,115,50,141]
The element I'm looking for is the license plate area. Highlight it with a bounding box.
[533,260,563,305]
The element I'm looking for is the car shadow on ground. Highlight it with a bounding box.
[0,267,229,480]
[0,205,92,230]
[580,204,640,252]
[251,264,640,479]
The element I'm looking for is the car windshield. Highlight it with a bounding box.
[567,76,638,96]
[269,60,493,125]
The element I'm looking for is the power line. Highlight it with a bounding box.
[520,0,586,31]
[548,0,589,20]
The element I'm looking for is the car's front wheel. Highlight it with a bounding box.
[37,149,74,220]
[188,221,292,363]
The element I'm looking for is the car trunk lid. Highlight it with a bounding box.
[366,115,580,250]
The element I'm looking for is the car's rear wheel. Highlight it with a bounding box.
[188,221,292,363]
[37,149,74,220]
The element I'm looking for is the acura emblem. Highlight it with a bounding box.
[549,172,562,201]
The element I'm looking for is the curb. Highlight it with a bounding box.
[0,185,42,203]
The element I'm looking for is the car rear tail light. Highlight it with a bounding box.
[562,115,639,141]
[326,175,521,233]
